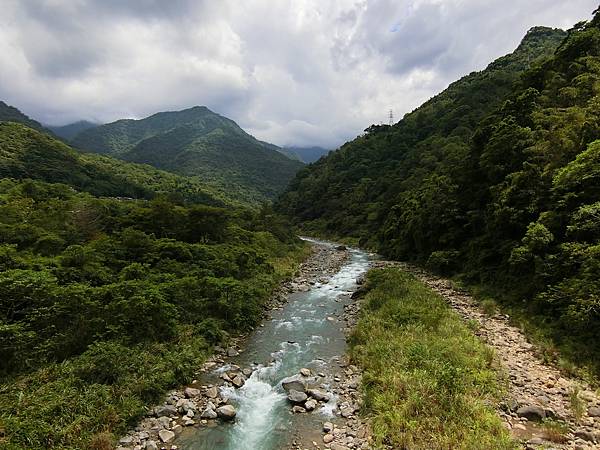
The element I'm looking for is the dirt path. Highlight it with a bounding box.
[385,262,600,449]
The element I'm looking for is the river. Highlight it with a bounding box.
[177,239,371,449]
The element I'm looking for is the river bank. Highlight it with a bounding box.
[393,262,600,449]
[115,239,371,450]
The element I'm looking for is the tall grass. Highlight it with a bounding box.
[350,268,515,450]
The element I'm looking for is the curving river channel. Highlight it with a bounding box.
[177,239,371,450]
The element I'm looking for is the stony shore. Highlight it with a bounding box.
[383,261,600,450]
[115,241,354,450]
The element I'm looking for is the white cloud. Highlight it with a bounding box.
[0,0,597,148]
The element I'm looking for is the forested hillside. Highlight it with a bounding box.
[71,106,304,202]
[0,121,229,206]
[0,101,48,133]
[278,16,600,370]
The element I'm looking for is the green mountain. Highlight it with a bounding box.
[71,106,304,201]
[0,101,47,132]
[283,146,330,163]
[48,120,99,140]
[279,17,600,369]
[0,120,228,205]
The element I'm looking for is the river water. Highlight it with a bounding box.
[178,239,371,450]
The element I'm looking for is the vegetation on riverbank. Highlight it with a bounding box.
[279,12,600,378]
[0,176,306,449]
[350,268,515,450]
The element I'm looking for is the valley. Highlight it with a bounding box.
[1,3,600,450]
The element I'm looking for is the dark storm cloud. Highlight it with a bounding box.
[0,0,597,148]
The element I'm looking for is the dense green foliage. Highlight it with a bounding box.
[351,268,513,449]
[71,106,304,203]
[0,121,235,206]
[279,17,600,372]
[0,175,305,448]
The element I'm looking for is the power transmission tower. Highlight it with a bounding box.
[388,109,394,125]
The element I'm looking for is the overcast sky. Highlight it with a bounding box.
[1,1,597,148]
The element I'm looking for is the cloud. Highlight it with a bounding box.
[0,0,597,148]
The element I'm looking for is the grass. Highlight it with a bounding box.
[0,330,210,449]
[540,419,569,444]
[349,268,516,450]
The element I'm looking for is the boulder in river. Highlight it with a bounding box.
[300,368,311,377]
[201,407,218,419]
[232,375,245,388]
[281,375,307,393]
[307,388,329,401]
[216,405,237,420]
[158,429,175,443]
[288,389,308,403]
[206,386,219,398]
[305,399,317,411]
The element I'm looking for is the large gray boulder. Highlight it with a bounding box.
[216,404,237,420]
[281,375,306,393]
[287,389,308,403]
[155,405,177,417]
[201,407,218,419]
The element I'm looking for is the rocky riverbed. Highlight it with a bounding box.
[387,261,600,450]
[115,240,367,450]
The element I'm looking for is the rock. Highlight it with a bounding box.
[184,418,195,426]
[145,441,158,450]
[158,430,175,443]
[216,405,237,420]
[330,444,350,450]
[292,405,306,413]
[528,437,544,445]
[308,388,329,401]
[305,399,317,411]
[157,416,171,429]
[340,406,354,418]
[172,424,183,434]
[155,405,178,417]
[288,389,308,403]
[232,376,245,388]
[206,386,219,399]
[184,387,200,398]
[323,434,334,443]
[323,422,333,433]
[300,368,311,377]
[588,406,600,417]
[201,407,218,419]
[281,375,306,393]
[516,405,546,421]
[227,347,239,357]
[575,430,596,442]
[119,436,134,445]
[335,245,347,251]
